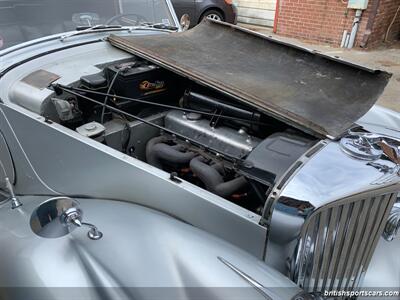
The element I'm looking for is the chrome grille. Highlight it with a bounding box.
[291,191,397,292]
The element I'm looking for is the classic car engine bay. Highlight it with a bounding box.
[11,55,316,214]
[1,14,399,295]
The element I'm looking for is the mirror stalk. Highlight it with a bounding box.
[63,207,103,240]
[5,177,22,209]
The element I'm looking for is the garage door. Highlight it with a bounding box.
[236,0,276,27]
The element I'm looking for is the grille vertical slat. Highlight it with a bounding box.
[311,211,327,290]
[292,192,397,293]
[295,233,306,287]
[342,199,368,289]
[335,201,361,289]
[344,197,376,289]
[301,217,318,289]
[319,207,338,291]
[353,195,391,287]
[327,204,351,291]
[361,193,396,274]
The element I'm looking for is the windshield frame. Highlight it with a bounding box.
[164,0,181,30]
[0,0,180,53]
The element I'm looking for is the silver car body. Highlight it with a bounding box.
[0,3,399,299]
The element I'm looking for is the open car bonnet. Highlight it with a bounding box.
[108,20,391,139]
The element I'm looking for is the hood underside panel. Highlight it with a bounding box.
[109,20,391,139]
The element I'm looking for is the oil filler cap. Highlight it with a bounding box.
[76,122,105,138]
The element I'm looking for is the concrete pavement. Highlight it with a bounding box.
[239,23,400,112]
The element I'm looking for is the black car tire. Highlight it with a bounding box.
[201,10,224,23]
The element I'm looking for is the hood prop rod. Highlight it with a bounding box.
[55,84,271,127]
[53,84,243,164]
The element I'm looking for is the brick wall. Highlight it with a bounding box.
[367,0,400,47]
[275,0,400,48]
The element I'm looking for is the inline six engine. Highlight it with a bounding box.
[11,56,316,213]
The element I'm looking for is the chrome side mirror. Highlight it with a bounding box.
[30,197,103,240]
[180,14,190,31]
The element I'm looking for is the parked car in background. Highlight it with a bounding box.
[171,0,237,26]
